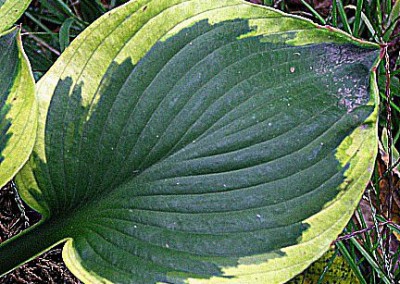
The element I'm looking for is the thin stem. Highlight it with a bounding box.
[382,43,395,282]
[24,12,58,42]
[367,186,386,269]
[21,28,61,56]
[317,249,339,284]
[377,156,400,183]
[334,221,392,243]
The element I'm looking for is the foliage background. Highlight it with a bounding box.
[0,0,400,283]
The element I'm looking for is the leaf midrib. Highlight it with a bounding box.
[66,1,247,211]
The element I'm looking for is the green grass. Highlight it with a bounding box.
[16,0,400,283]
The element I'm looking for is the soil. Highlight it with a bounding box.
[0,182,82,284]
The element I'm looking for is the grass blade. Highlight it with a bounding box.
[353,0,364,37]
[383,0,400,41]
[299,0,326,24]
[336,241,367,284]
[332,0,338,27]
[335,0,352,34]
[349,238,392,284]
[376,0,383,27]
[24,12,58,42]
[316,249,339,284]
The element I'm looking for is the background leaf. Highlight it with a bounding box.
[59,17,75,52]
[0,0,32,33]
[0,0,380,283]
[0,28,36,188]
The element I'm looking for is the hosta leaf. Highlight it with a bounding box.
[0,28,36,188]
[0,0,32,33]
[0,0,379,283]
